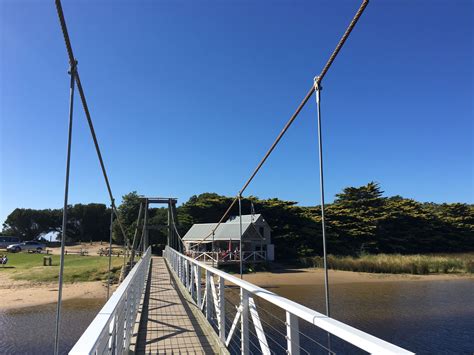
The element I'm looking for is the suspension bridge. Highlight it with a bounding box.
[51,0,414,353]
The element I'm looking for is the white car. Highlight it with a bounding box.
[7,241,46,253]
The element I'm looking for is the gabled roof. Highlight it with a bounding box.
[227,214,271,231]
[182,222,254,242]
[183,223,250,241]
[227,214,262,224]
[182,214,271,242]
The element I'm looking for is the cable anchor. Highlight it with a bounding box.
[68,59,78,75]
[314,76,322,104]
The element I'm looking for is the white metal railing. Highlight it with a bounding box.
[69,247,152,355]
[164,246,413,355]
[242,250,266,261]
[187,250,266,263]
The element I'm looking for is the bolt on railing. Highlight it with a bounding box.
[164,246,413,355]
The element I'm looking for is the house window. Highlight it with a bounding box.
[259,227,264,238]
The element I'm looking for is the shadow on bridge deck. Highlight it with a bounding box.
[134,257,219,354]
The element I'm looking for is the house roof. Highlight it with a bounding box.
[227,214,262,224]
[182,222,252,242]
[182,214,270,242]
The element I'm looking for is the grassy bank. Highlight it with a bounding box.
[299,253,474,275]
[0,252,124,283]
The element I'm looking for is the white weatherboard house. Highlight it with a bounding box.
[182,214,275,263]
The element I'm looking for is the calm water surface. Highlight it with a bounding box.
[1,279,473,354]
[270,279,474,354]
[0,298,104,355]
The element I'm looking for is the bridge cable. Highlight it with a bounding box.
[314,78,332,352]
[169,201,178,252]
[168,201,185,253]
[238,194,243,279]
[130,202,144,266]
[107,199,115,300]
[190,0,369,251]
[53,1,132,353]
[53,60,76,355]
[314,77,330,318]
[54,0,130,246]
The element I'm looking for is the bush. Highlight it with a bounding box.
[300,253,473,275]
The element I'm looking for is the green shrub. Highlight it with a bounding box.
[304,253,473,275]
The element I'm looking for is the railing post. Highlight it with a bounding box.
[174,251,177,272]
[206,270,212,321]
[286,311,300,355]
[218,276,225,343]
[111,314,117,353]
[191,261,196,300]
[196,265,202,308]
[181,257,185,284]
[184,259,189,290]
[241,288,249,355]
[187,260,191,291]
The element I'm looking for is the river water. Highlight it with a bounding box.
[0,279,473,354]
[0,298,104,354]
[263,279,474,354]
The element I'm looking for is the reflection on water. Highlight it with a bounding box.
[0,298,104,355]
[272,279,474,354]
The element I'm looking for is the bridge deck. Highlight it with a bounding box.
[135,257,218,354]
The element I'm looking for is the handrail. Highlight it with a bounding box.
[164,246,413,355]
[69,247,152,354]
[188,250,266,263]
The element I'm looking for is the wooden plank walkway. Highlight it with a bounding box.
[135,257,218,354]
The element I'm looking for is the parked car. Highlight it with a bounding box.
[0,236,21,249]
[7,241,46,253]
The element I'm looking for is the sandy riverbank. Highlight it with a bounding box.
[0,273,114,311]
[1,264,472,310]
[46,242,123,255]
[242,267,473,287]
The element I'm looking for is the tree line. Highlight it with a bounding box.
[2,183,473,259]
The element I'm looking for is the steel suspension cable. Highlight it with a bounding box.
[314,79,330,319]
[238,195,243,279]
[169,202,185,252]
[142,199,148,252]
[169,201,181,251]
[312,0,370,350]
[316,0,369,86]
[130,202,144,265]
[107,200,114,299]
[53,62,76,355]
[190,0,369,251]
[54,0,129,244]
[53,1,132,353]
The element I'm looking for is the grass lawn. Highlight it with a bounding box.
[0,252,124,283]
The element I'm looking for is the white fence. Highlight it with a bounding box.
[187,250,266,264]
[164,246,413,355]
[69,247,152,355]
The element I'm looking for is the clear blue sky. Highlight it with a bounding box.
[1,0,473,226]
